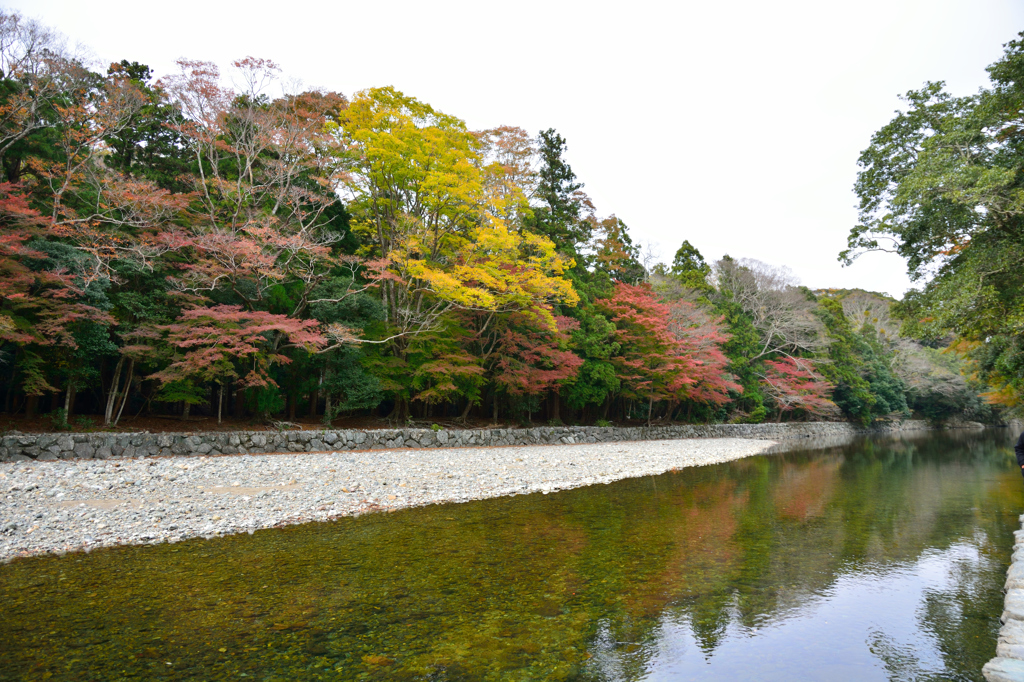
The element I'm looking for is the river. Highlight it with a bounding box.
[0,429,1019,681]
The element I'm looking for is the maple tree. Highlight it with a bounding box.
[0,183,114,405]
[665,297,740,409]
[489,312,582,423]
[132,305,326,422]
[161,58,352,318]
[758,357,835,421]
[598,283,737,425]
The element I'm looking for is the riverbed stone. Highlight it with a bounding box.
[984,657,1024,682]
[1000,642,1024,661]
[1007,565,1024,591]
[1003,621,1024,646]
[1006,591,1024,624]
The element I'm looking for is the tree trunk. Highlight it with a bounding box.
[25,394,38,419]
[460,399,473,421]
[182,401,191,420]
[64,383,75,418]
[647,395,654,427]
[386,397,409,422]
[112,359,134,427]
[104,357,125,426]
[324,392,332,425]
[217,383,224,425]
[551,391,561,423]
[308,389,318,419]
[288,390,297,420]
[492,391,499,425]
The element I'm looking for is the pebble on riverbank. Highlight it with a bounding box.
[0,438,777,563]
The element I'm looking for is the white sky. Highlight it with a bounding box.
[11,0,1024,299]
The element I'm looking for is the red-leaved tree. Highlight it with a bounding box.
[598,282,738,425]
[132,305,326,422]
[759,357,835,421]
[0,184,114,401]
[491,312,583,422]
[666,298,741,408]
[598,283,690,424]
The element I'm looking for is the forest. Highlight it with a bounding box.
[0,9,1010,431]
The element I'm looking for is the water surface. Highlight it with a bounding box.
[0,430,1020,681]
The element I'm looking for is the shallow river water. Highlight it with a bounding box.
[0,430,1021,681]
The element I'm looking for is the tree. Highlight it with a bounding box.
[490,312,582,423]
[134,305,325,422]
[0,184,114,406]
[0,10,88,183]
[526,129,593,261]
[162,58,351,319]
[669,240,712,291]
[815,298,876,425]
[564,307,621,417]
[478,125,536,229]
[714,257,825,361]
[598,282,735,425]
[334,86,483,377]
[665,297,740,411]
[593,279,678,422]
[103,60,190,190]
[590,215,646,284]
[842,32,1024,411]
[758,357,835,421]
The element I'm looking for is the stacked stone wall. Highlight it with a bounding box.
[0,419,961,463]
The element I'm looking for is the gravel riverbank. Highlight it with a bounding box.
[0,437,777,563]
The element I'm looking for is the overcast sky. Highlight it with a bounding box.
[10,0,1024,298]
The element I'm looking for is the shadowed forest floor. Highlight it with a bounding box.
[0,414,661,435]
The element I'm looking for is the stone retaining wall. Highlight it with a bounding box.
[0,419,960,463]
[984,517,1024,682]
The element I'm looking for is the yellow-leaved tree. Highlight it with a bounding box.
[333,88,578,418]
